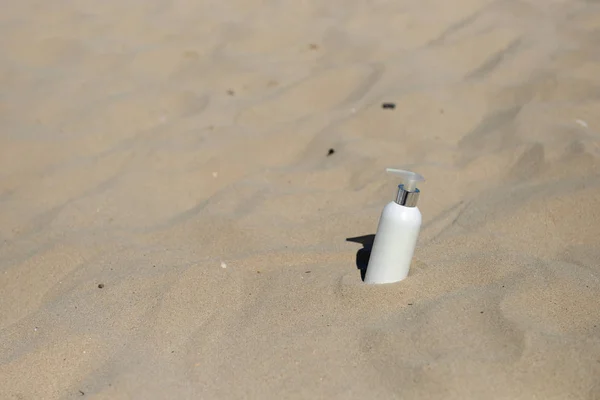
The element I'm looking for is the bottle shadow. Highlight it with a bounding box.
[346,234,375,281]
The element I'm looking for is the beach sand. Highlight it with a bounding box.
[1,0,600,398]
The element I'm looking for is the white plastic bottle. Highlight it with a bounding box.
[364,168,424,284]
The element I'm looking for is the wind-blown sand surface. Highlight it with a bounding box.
[2,0,600,398]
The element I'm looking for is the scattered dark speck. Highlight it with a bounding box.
[480,311,484,314]
[226,89,235,96]
[382,103,396,109]
[79,390,85,396]
[98,284,104,289]
[309,43,319,50]
[305,271,311,274]
[257,271,261,274]
[407,303,413,306]
[171,350,175,353]
[502,285,505,288]
[440,108,444,114]
[153,265,156,268]
[327,148,335,156]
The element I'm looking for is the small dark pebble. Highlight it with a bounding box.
[98,284,104,289]
[171,350,175,353]
[382,103,396,109]
[79,390,85,396]
[480,311,484,314]
[327,148,335,156]
[407,303,413,306]
[305,271,311,274]
[227,89,235,96]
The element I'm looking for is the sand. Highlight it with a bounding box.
[1,0,600,398]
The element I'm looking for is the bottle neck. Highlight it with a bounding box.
[395,184,419,207]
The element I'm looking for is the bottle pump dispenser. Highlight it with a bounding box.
[364,168,424,284]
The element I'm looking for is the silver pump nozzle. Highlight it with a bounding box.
[386,168,425,207]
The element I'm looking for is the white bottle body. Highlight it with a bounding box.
[364,201,422,284]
